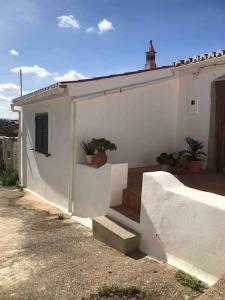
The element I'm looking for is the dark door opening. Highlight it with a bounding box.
[215,80,225,171]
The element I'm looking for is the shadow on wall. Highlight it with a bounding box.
[140,203,167,263]
[23,106,71,210]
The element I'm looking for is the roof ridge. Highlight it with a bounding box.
[172,49,225,66]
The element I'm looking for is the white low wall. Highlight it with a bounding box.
[75,163,128,218]
[140,171,225,284]
[107,171,225,285]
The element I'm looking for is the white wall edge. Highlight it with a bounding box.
[167,254,217,285]
[72,216,93,229]
[25,188,93,229]
[24,188,69,215]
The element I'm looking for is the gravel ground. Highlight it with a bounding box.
[0,186,202,300]
[198,275,225,300]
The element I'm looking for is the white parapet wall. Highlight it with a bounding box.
[75,163,128,218]
[140,171,225,285]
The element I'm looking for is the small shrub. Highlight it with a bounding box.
[0,169,19,186]
[58,213,66,220]
[175,270,208,292]
[83,285,146,299]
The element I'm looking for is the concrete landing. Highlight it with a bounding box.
[92,216,140,255]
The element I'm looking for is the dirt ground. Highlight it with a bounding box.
[0,186,203,300]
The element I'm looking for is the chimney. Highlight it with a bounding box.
[145,40,157,69]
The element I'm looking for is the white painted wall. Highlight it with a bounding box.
[108,171,225,285]
[176,63,225,158]
[141,172,225,284]
[19,59,225,218]
[75,78,178,168]
[75,163,128,218]
[69,68,174,97]
[22,97,71,211]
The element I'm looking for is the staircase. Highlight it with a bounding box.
[92,167,156,253]
[110,167,154,223]
[111,189,141,222]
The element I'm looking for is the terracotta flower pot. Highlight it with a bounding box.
[189,160,202,173]
[93,151,107,168]
[85,154,95,165]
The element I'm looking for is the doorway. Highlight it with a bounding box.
[215,80,225,171]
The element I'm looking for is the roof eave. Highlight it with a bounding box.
[12,84,67,106]
[173,55,225,71]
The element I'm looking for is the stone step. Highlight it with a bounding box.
[92,216,140,255]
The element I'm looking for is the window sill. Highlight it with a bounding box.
[30,148,51,157]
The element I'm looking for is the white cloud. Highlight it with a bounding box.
[57,15,80,28]
[9,49,19,56]
[11,65,51,77]
[86,27,95,33]
[0,83,20,92]
[0,101,18,119]
[0,82,32,102]
[0,82,32,119]
[97,18,114,33]
[0,94,10,102]
[54,70,86,82]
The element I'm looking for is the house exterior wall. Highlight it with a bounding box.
[22,97,71,211]
[68,68,173,97]
[75,77,178,168]
[176,64,225,161]
[18,61,225,214]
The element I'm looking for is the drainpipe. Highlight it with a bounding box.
[68,69,176,214]
[11,104,23,186]
[68,100,76,214]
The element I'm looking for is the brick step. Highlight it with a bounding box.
[110,204,140,223]
[122,189,141,212]
[92,216,140,255]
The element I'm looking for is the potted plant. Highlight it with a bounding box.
[171,152,189,175]
[91,138,117,167]
[80,140,95,165]
[182,137,206,173]
[156,152,174,171]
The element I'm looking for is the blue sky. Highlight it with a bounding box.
[0,0,225,119]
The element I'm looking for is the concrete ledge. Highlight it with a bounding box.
[92,216,140,255]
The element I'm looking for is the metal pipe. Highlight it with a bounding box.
[72,69,176,102]
[68,100,76,214]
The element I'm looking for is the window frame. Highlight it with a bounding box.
[35,112,49,156]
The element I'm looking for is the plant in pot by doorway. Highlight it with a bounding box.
[182,137,206,173]
[156,152,174,171]
[80,140,95,165]
[171,151,189,175]
[91,138,117,168]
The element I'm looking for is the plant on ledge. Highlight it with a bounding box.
[90,138,117,168]
[156,152,174,171]
[181,137,206,173]
[80,140,95,165]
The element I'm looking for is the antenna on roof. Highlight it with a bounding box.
[19,69,23,97]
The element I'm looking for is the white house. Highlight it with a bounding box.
[11,42,225,284]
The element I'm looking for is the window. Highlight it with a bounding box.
[35,113,48,154]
